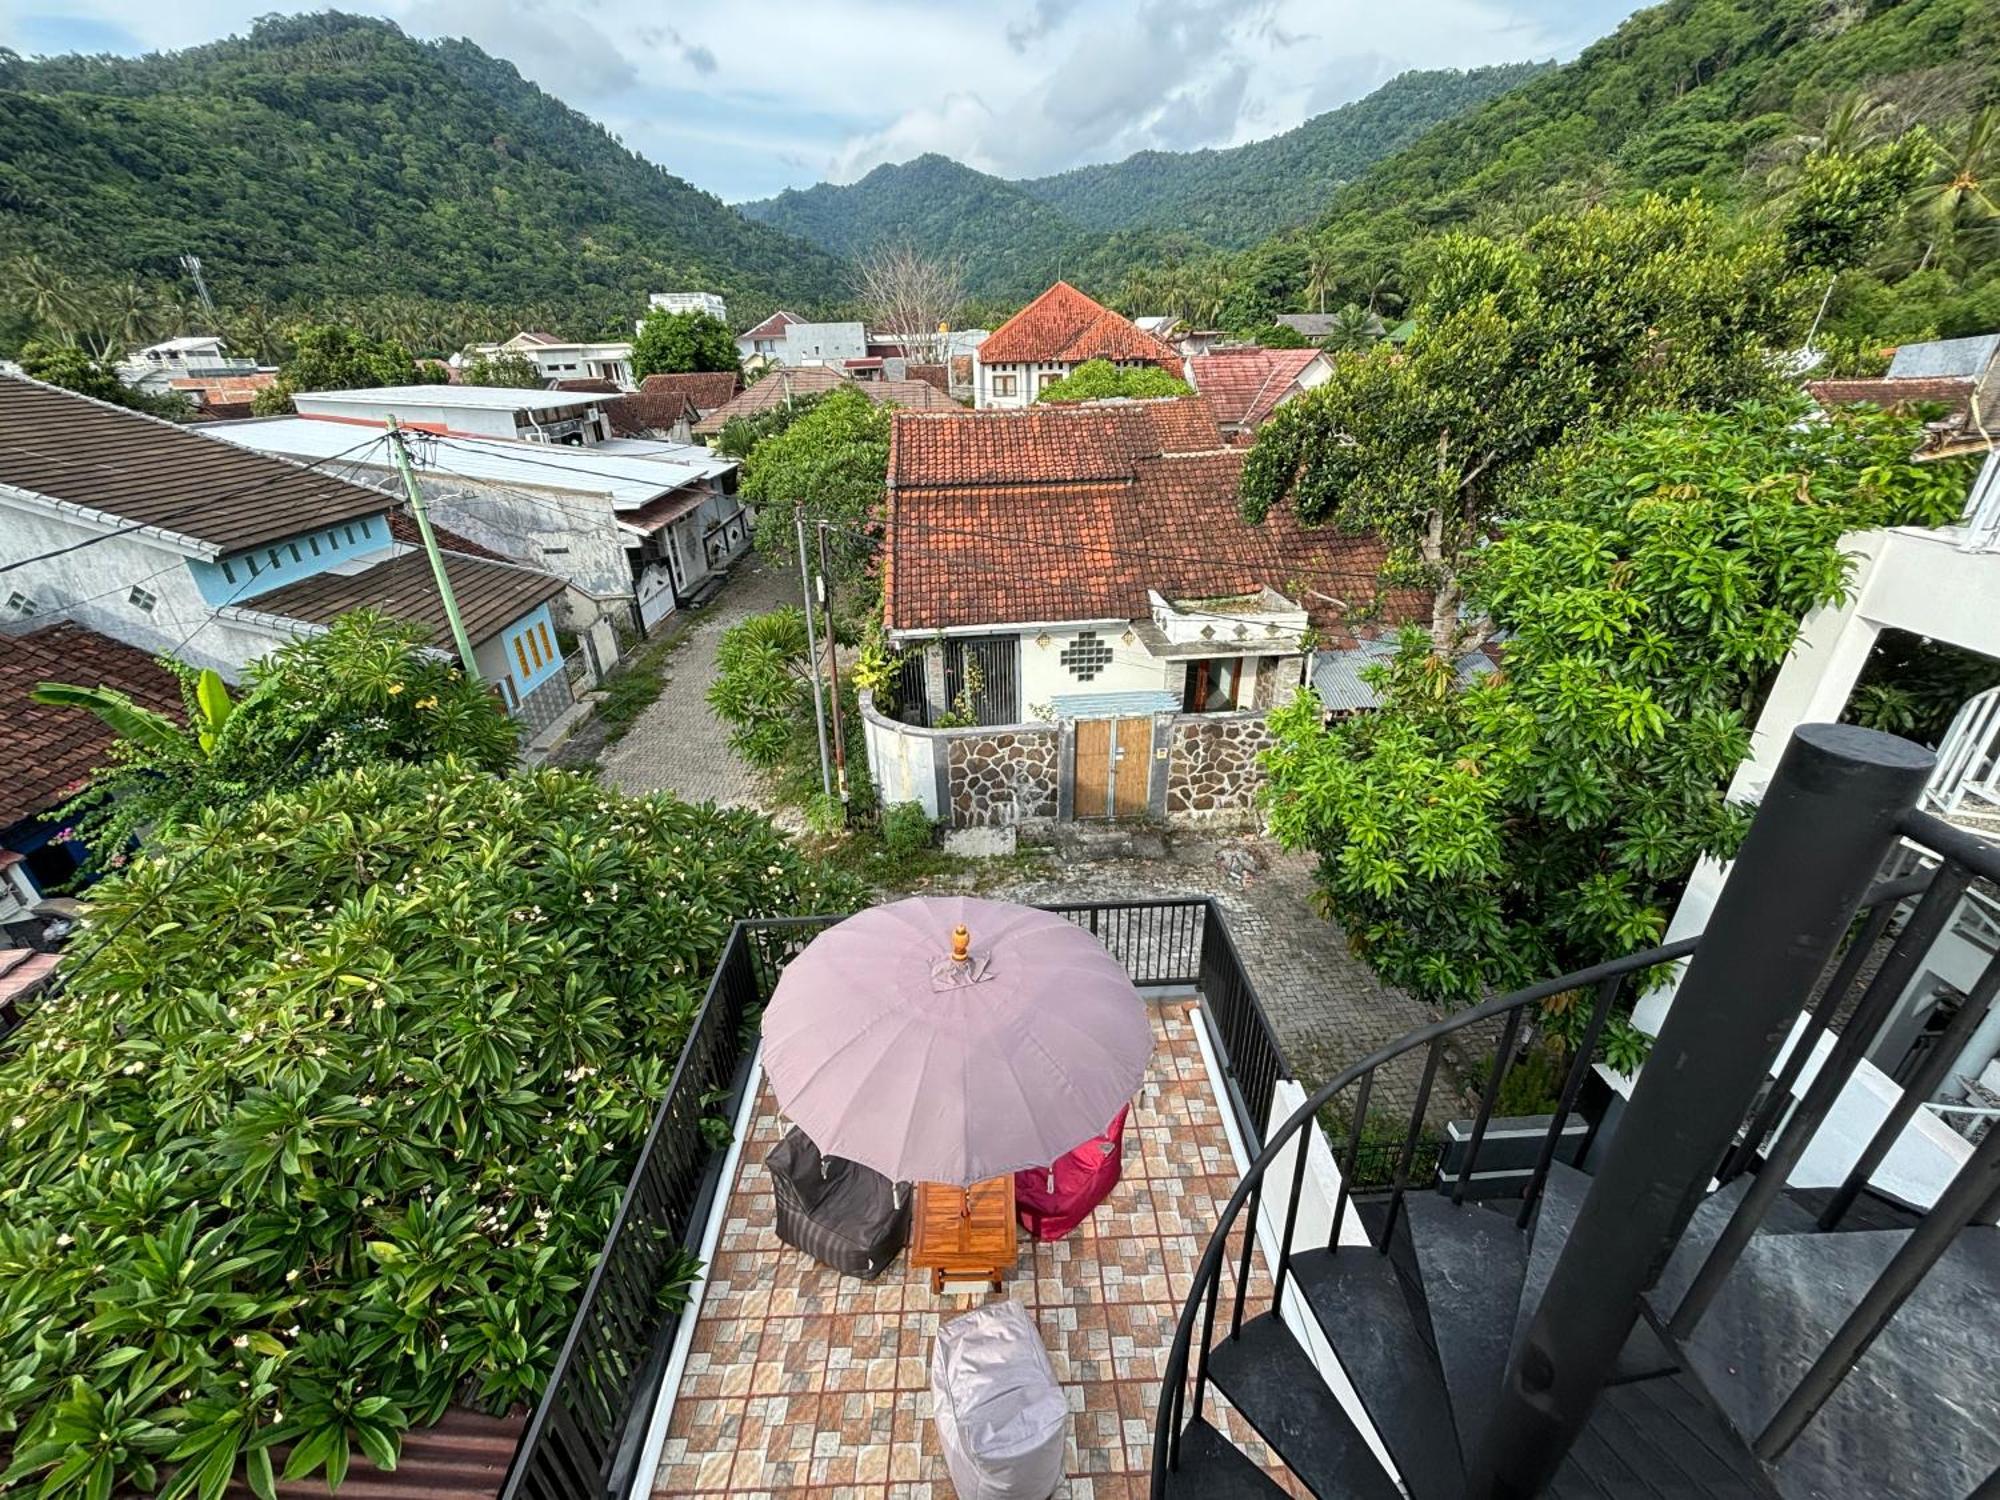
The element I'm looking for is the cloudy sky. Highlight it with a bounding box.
[0,0,1640,202]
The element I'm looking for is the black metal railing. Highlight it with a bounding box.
[1151,728,2000,1499]
[505,896,1276,1500]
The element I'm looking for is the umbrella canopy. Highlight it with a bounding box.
[760,896,1153,1187]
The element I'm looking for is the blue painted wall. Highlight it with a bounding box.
[188,512,391,606]
[501,603,564,697]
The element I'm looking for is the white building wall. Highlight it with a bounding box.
[1018,624,1174,710]
[0,501,286,677]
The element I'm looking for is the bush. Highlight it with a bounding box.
[0,762,863,1496]
[880,801,934,856]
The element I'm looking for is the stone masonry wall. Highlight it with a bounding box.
[1166,713,1275,823]
[947,727,1060,827]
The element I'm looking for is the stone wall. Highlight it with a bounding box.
[947,728,1061,827]
[1166,713,1275,823]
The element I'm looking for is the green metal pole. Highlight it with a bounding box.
[385,417,481,682]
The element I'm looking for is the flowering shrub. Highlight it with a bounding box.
[0,761,862,1497]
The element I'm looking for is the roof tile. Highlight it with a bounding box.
[1186,347,1324,430]
[0,623,181,826]
[978,282,1179,368]
[638,372,740,411]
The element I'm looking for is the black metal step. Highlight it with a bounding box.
[1518,1162,1680,1383]
[1160,1415,1289,1499]
[1204,1312,1402,1500]
[1650,1174,1821,1315]
[1547,1364,1783,1498]
[1287,1243,1464,1500]
[1784,1182,1925,1233]
[1401,1188,1531,1467]
[1677,1225,2000,1499]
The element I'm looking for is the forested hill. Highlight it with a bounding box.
[0,12,848,338]
[1018,62,1552,246]
[739,63,1549,298]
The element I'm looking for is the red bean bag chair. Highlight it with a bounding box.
[1014,1104,1130,1241]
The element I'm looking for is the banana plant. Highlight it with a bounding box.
[33,668,235,757]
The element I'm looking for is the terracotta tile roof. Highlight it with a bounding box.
[0,622,181,826]
[738,310,798,341]
[0,375,389,554]
[638,371,740,411]
[603,390,691,438]
[888,398,1221,488]
[689,368,956,436]
[905,363,951,395]
[169,373,278,407]
[550,377,622,394]
[242,549,564,649]
[1806,376,1976,419]
[978,281,1178,368]
[1187,347,1324,431]
[883,399,1400,634]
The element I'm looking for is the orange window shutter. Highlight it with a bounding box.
[538,622,554,660]
[514,636,531,676]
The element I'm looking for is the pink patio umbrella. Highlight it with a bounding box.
[760,896,1153,1187]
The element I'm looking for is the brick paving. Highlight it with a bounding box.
[600,556,797,812]
[976,838,1475,1126]
[653,1000,1306,1500]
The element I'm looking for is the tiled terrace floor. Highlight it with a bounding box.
[653,998,1300,1499]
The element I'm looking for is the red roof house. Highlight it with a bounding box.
[1185,346,1332,442]
[974,282,1180,409]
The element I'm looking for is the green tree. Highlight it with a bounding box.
[0,758,860,1498]
[714,391,825,461]
[708,607,872,814]
[37,610,517,876]
[253,324,441,413]
[1263,399,1972,1045]
[1778,132,1931,272]
[458,349,548,388]
[1247,323,1311,349]
[1035,359,1192,402]
[631,309,740,379]
[1243,195,1805,648]
[1321,303,1385,352]
[1911,107,1999,271]
[15,339,192,419]
[742,385,890,578]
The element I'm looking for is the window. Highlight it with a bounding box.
[308,535,321,556]
[221,560,237,584]
[1183,657,1243,714]
[537,622,555,662]
[344,525,357,544]
[514,635,533,678]
[5,590,36,617]
[245,554,260,578]
[267,548,282,570]
[1059,631,1113,682]
[128,585,158,613]
[992,373,1018,397]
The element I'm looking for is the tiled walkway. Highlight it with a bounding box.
[652,1000,1296,1499]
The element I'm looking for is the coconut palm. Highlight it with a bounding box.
[1911,107,1998,270]
[225,302,288,364]
[1323,303,1386,353]
[1303,239,1341,315]
[5,253,85,344]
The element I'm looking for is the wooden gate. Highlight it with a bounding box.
[1073,717,1154,819]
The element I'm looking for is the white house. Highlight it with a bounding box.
[210,413,747,641]
[735,310,798,367]
[865,397,1412,826]
[782,321,868,367]
[646,291,728,324]
[465,331,635,388]
[116,334,258,396]
[1635,432,2000,1217]
[0,375,572,726]
[292,385,616,446]
[972,281,1179,409]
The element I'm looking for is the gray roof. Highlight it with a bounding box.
[0,374,387,554]
[1276,314,1337,338]
[1048,690,1180,720]
[1887,334,2000,381]
[1311,639,1497,714]
[239,548,563,648]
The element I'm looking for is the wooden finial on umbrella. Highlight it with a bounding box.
[951,924,971,962]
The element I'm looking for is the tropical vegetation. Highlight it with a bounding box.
[454,350,546,388]
[1263,399,1974,1061]
[1035,360,1191,403]
[740,385,891,585]
[631,309,740,380]
[252,326,443,414]
[0,760,859,1498]
[12,340,192,419]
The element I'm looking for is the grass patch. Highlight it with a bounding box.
[596,634,683,745]
[803,825,1053,895]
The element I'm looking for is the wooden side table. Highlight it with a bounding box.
[910,1176,1018,1294]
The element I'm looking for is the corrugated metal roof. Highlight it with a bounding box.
[1311,639,1497,713]
[1887,334,2000,381]
[1049,690,1179,719]
[220,1406,524,1500]
[238,548,564,648]
[295,385,604,413]
[0,375,389,553]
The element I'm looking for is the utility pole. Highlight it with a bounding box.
[816,520,849,803]
[794,507,833,800]
[386,417,481,682]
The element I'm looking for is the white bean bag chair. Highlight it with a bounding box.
[930,1300,1068,1500]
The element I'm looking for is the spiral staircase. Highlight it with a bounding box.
[1152,725,2000,1500]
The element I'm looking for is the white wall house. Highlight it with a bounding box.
[209,416,747,641]
[647,292,728,324]
[466,332,635,389]
[116,335,259,396]
[735,311,798,367]
[1635,444,2000,1212]
[292,386,615,446]
[781,321,868,367]
[972,282,1179,410]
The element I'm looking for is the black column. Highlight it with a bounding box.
[1469,723,1934,1497]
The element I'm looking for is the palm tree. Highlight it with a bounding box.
[1323,303,1385,353]
[1911,107,1998,270]
[1303,239,1341,315]
[1364,269,1405,318]
[1190,263,1232,328]
[92,276,167,358]
[1759,91,1903,197]
[226,302,288,364]
[5,253,85,344]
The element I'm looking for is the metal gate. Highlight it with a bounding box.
[943,635,1020,726]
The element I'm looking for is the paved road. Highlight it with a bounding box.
[598,556,796,812]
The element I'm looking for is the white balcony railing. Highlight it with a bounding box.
[1925,684,2000,836]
